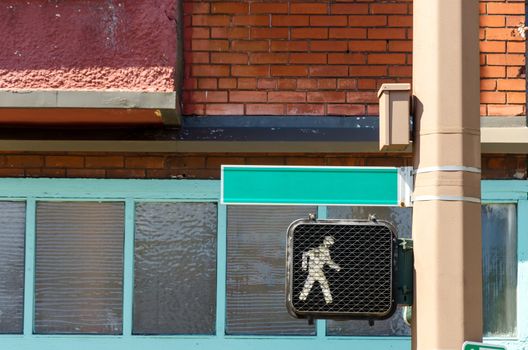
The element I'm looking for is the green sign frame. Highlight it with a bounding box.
[221,165,412,206]
[462,342,506,350]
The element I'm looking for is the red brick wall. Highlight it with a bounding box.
[0,153,524,180]
[183,0,413,116]
[183,0,525,117]
[480,0,526,116]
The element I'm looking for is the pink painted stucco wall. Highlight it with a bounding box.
[0,0,177,92]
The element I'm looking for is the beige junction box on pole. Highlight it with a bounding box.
[378,83,411,151]
[412,0,483,350]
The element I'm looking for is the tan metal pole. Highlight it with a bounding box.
[412,1,483,349]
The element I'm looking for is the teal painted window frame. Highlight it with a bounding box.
[0,178,524,350]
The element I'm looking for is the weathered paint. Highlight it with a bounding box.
[0,1,177,92]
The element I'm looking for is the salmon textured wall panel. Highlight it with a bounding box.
[0,1,178,92]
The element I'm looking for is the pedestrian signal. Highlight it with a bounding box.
[286,218,398,320]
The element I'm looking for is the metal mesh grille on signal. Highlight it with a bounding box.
[289,222,395,317]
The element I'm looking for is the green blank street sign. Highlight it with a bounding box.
[221,165,412,206]
[463,342,506,350]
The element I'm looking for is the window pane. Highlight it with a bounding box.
[482,204,517,337]
[0,202,25,334]
[227,205,316,335]
[133,202,217,335]
[35,202,124,334]
[326,206,411,336]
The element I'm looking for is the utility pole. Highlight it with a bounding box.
[412,1,483,349]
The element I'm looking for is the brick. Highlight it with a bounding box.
[257,79,277,89]
[297,79,318,89]
[251,3,288,14]
[286,104,325,115]
[290,53,327,64]
[337,79,357,89]
[205,104,244,115]
[6,155,43,168]
[487,104,524,116]
[85,156,124,169]
[370,4,408,15]
[183,104,205,115]
[186,52,209,64]
[232,15,269,26]
[310,41,348,52]
[246,104,285,115]
[271,65,309,76]
[271,41,309,52]
[329,28,366,39]
[206,157,245,168]
[507,92,525,104]
[388,15,412,27]
[278,79,297,89]
[183,2,209,15]
[507,42,525,53]
[211,2,249,14]
[198,78,218,89]
[230,91,268,102]
[328,53,366,64]
[232,65,269,77]
[347,92,378,103]
[238,78,257,89]
[188,27,209,39]
[45,156,84,168]
[272,15,309,27]
[480,91,506,103]
[331,4,368,14]
[251,28,289,39]
[211,27,249,39]
[291,3,328,14]
[480,15,505,27]
[27,168,66,177]
[107,169,146,179]
[250,53,289,64]
[368,28,406,39]
[192,65,230,77]
[480,66,506,78]
[307,92,346,103]
[310,16,347,27]
[0,168,24,177]
[167,156,206,169]
[317,79,337,89]
[231,40,269,52]
[327,104,366,116]
[388,41,412,52]
[192,15,230,26]
[480,41,506,53]
[125,157,165,169]
[349,40,387,52]
[388,66,412,77]
[211,53,248,64]
[348,15,386,27]
[268,91,306,102]
[291,28,329,39]
[497,79,525,91]
[486,3,524,15]
[286,157,326,165]
[245,157,286,165]
[487,54,525,66]
[184,91,228,103]
[191,39,229,51]
[66,169,106,178]
[485,28,517,40]
[350,65,388,76]
[368,53,406,64]
[309,66,348,77]
[219,78,237,89]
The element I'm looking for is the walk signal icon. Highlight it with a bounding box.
[286,218,398,320]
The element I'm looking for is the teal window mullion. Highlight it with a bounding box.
[23,198,36,336]
[516,199,528,342]
[316,206,327,338]
[216,204,227,337]
[122,198,135,336]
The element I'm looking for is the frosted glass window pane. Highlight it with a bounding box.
[35,202,124,334]
[482,204,517,337]
[133,202,217,335]
[0,202,25,334]
[227,206,316,335]
[326,206,411,336]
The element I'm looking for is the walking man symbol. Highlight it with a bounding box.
[298,236,341,304]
